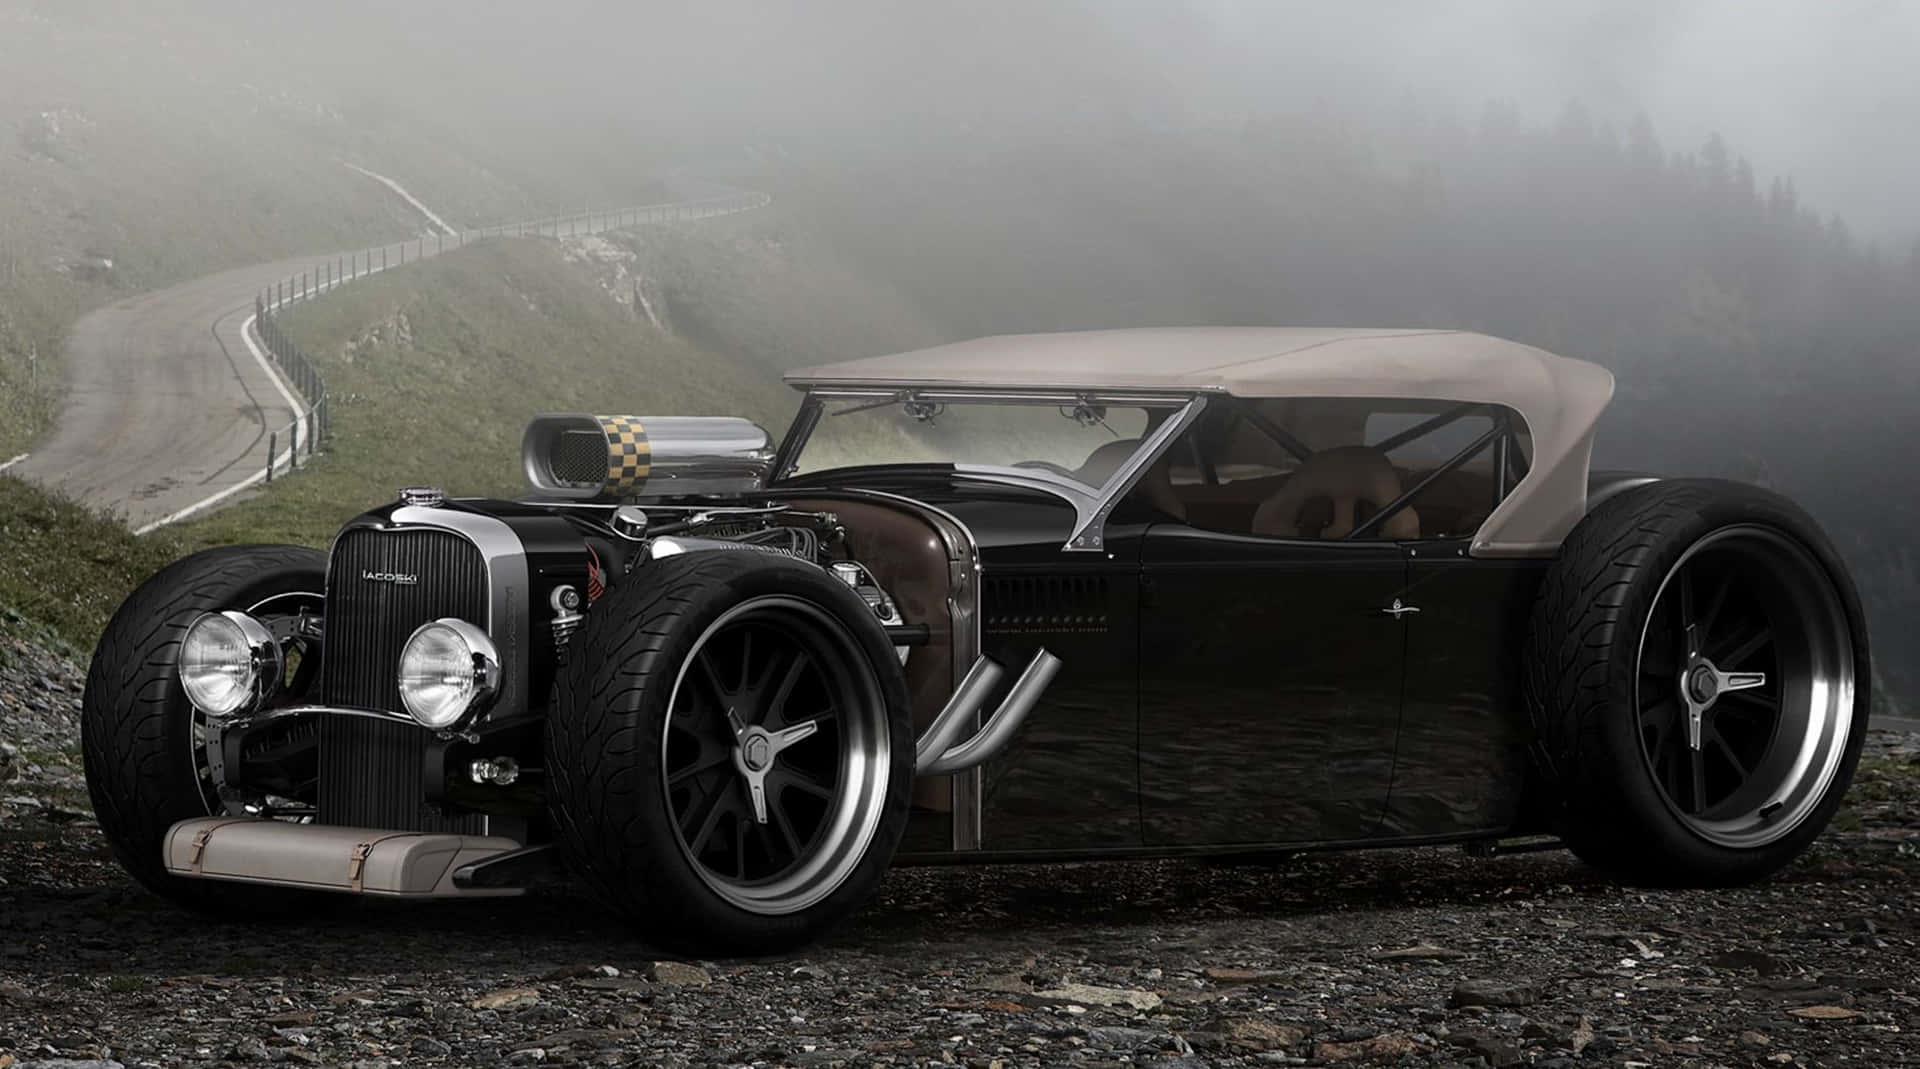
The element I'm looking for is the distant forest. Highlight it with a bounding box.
[778,101,1920,709]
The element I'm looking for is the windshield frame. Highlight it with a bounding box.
[772,385,1211,552]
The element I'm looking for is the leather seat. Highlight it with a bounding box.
[1250,446,1419,539]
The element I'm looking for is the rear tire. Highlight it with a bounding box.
[1523,479,1867,886]
[546,551,913,955]
[82,545,332,914]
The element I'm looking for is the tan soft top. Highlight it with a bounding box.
[787,327,1617,556]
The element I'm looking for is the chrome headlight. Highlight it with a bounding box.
[179,611,282,718]
[397,619,500,730]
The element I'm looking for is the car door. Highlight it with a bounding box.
[1137,524,1409,846]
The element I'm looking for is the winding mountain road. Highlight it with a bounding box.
[11,173,766,531]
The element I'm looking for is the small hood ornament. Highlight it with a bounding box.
[398,486,446,508]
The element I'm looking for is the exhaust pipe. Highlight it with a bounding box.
[914,657,1007,770]
[915,649,1062,776]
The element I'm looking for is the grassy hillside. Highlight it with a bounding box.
[168,234,797,551]
[0,476,182,655]
[0,3,663,457]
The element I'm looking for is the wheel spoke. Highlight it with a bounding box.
[1677,568,1697,641]
[767,651,810,725]
[1709,728,1752,781]
[737,628,755,693]
[771,797,806,858]
[1698,571,1733,637]
[1718,689,1778,715]
[695,650,732,706]
[682,779,733,856]
[734,818,749,881]
[773,765,835,801]
[1715,624,1773,670]
[668,748,732,786]
[1688,747,1708,813]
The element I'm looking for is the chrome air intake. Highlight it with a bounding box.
[521,414,774,501]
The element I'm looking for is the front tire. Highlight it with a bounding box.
[1523,479,1867,886]
[546,551,913,955]
[82,545,329,912]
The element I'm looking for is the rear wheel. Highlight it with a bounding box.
[546,552,912,954]
[1524,480,1867,885]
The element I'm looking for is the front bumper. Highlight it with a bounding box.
[165,817,525,898]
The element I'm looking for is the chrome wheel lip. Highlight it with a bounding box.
[1633,525,1855,849]
[662,595,892,916]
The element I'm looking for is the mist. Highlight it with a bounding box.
[206,0,1920,245]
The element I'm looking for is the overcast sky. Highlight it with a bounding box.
[276,0,1919,244]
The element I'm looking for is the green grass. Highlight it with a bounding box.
[169,235,794,552]
[0,477,184,653]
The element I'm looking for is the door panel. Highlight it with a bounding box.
[1383,546,1548,837]
[1139,526,1408,845]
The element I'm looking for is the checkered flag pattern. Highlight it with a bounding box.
[596,415,652,498]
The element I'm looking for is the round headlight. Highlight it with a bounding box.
[179,611,281,718]
[397,619,500,730]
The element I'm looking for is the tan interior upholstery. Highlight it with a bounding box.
[1249,446,1419,539]
[1079,439,1186,521]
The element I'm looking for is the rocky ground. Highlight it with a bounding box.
[3,633,1917,1068]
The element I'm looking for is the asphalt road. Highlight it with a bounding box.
[10,254,315,529]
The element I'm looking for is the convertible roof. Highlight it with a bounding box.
[787,328,1617,557]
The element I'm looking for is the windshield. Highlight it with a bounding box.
[786,394,1170,493]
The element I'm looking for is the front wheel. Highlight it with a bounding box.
[1523,479,1868,886]
[546,551,912,954]
[82,545,330,913]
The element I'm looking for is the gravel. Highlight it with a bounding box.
[5,639,1918,1067]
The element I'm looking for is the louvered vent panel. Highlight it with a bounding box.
[983,574,1111,635]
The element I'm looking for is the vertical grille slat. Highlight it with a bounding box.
[319,527,488,832]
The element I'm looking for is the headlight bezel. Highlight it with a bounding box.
[178,610,284,718]
[396,618,501,731]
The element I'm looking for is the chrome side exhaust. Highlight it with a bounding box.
[914,649,1062,776]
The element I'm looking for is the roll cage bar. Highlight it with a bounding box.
[772,387,1527,551]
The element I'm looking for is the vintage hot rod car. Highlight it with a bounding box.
[82,327,1867,952]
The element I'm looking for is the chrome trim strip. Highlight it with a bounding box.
[235,703,428,731]
[802,386,1201,406]
[1065,394,1210,552]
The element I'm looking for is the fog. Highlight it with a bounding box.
[232,0,1920,245]
[7,0,1917,701]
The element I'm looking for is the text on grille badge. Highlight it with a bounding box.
[362,570,420,585]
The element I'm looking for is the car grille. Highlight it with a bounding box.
[318,527,488,833]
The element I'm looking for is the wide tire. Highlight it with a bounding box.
[82,544,331,913]
[1523,479,1868,886]
[546,551,913,955]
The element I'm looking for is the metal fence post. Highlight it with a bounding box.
[289,421,299,470]
[266,432,276,482]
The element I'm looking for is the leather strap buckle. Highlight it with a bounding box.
[348,842,374,892]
